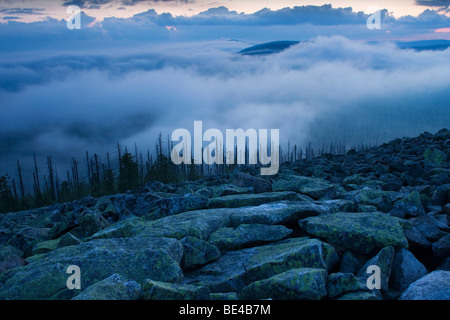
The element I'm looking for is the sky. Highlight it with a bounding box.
[1,0,450,189]
[0,0,449,21]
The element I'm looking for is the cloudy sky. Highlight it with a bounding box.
[1,0,450,188]
[0,0,449,21]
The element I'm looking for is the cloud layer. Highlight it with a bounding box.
[1,4,450,187]
[1,36,450,184]
[2,5,450,52]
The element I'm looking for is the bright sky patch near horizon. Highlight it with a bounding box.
[0,0,448,22]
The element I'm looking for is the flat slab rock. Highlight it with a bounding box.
[207,191,305,209]
[238,268,328,300]
[90,200,355,242]
[272,175,338,200]
[182,237,338,293]
[0,237,183,300]
[208,224,292,252]
[299,212,409,254]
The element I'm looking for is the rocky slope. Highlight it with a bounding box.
[0,129,449,300]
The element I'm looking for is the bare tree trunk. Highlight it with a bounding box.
[34,154,41,195]
[17,160,25,198]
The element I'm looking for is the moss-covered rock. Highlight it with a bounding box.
[392,191,425,218]
[0,237,183,300]
[137,209,234,241]
[76,209,110,238]
[91,207,234,242]
[423,148,447,165]
[180,236,221,270]
[343,175,366,187]
[229,200,354,227]
[272,175,337,200]
[207,192,302,209]
[153,194,208,218]
[183,237,338,293]
[72,274,141,300]
[210,292,238,300]
[212,184,254,198]
[299,212,408,254]
[208,224,292,252]
[238,268,327,300]
[89,216,149,240]
[327,273,364,298]
[31,238,61,255]
[347,188,399,213]
[142,279,210,300]
[357,204,378,212]
[0,245,23,261]
[7,227,51,256]
[58,232,82,248]
[0,245,26,273]
[337,291,381,300]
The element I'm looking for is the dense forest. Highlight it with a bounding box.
[0,132,368,214]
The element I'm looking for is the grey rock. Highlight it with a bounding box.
[232,172,272,194]
[390,249,428,292]
[404,226,432,251]
[72,274,141,300]
[299,212,408,254]
[338,291,381,300]
[357,246,395,292]
[183,237,338,293]
[207,192,303,209]
[432,234,450,261]
[208,224,292,252]
[210,292,238,300]
[340,251,366,274]
[327,272,363,298]
[238,268,327,300]
[273,175,337,200]
[400,270,450,300]
[180,236,221,270]
[142,280,210,300]
[229,200,354,227]
[0,237,183,300]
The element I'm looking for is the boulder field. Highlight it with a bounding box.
[0,129,449,300]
